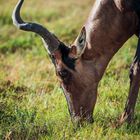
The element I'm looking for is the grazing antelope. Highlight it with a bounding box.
[12,0,140,124]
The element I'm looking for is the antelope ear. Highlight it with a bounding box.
[69,27,87,58]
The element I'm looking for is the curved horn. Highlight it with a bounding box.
[12,0,60,53]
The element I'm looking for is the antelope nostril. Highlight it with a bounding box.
[58,69,69,78]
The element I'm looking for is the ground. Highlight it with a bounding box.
[0,0,140,139]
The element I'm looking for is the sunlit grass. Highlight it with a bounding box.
[0,0,140,139]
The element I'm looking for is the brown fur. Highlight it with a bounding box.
[13,0,140,124]
[54,0,139,123]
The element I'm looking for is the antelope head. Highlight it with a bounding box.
[12,0,97,123]
[12,0,139,124]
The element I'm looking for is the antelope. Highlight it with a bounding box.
[12,0,140,124]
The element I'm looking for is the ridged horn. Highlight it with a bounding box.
[12,0,60,53]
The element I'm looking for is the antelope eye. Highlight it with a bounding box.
[58,69,69,78]
[50,54,56,60]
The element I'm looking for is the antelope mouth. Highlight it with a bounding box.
[71,110,94,124]
[72,114,94,125]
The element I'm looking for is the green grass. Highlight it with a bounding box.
[0,0,140,139]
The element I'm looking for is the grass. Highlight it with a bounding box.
[0,0,140,139]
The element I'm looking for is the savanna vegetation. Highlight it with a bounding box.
[0,0,140,139]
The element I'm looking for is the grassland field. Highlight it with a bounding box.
[0,0,140,139]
